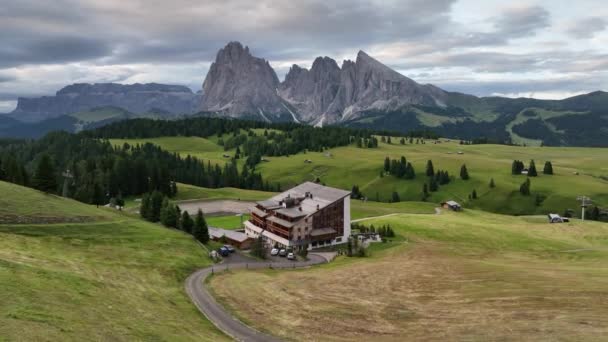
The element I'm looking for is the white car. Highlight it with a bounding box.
[270,248,279,256]
[287,252,295,260]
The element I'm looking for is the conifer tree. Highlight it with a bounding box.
[472,189,477,199]
[384,157,390,172]
[460,164,469,180]
[422,183,429,200]
[391,191,400,203]
[426,160,435,176]
[32,154,57,193]
[181,211,194,234]
[429,177,439,192]
[140,193,151,219]
[489,178,495,188]
[528,160,538,177]
[543,161,553,175]
[193,209,210,243]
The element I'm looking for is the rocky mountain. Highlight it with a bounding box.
[9,83,200,122]
[200,42,291,122]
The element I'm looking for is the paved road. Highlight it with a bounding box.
[185,253,332,342]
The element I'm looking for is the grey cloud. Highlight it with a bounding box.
[493,6,551,38]
[566,17,607,38]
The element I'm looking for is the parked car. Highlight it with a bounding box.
[270,248,279,256]
[279,248,287,257]
[218,246,230,257]
[223,245,235,253]
[287,252,295,260]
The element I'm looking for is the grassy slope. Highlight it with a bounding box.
[0,181,227,341]
[70,107,129,123]
[206,214,251,230]
[209,210,608,341]
[107,135,608,216]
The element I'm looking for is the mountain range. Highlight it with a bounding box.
[1,41,607,146]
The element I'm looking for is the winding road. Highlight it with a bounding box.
[185,253,333,342]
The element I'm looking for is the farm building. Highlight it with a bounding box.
[244,182,351,251]
[441,200,462,211]
[209,227,253,249]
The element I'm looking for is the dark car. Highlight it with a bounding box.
[218,246,230,257]
[223,245,236,253]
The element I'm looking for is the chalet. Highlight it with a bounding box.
[244,182,351,251]
[441,200,462,211]
[209,227,253,249]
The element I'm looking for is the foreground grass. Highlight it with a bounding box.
[209,210,608,341]
[0,181,227,341]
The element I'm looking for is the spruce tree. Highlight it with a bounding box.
[422,183,429,200]
[391,191,400,203]
[181,211,194,234]
[160,197,170,225]
[193,209,210,243]
[519,178,531,196]
[489,178,495,188]
[528,160,538,177]
[140,193,151,219]
[460,164,469,180]
[426,160,435,176]
[543,161,553,175]
[32,154,57,193]
[429,177,438,192]
[472,189,477,199]
[384,157,390,172]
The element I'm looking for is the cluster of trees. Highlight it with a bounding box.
[356,136,379,148]
[353,223,396,238]
[383,156,416,179]
[140,191,209,243]
[512,160,553,176]
[586,206,607,222]
[345,236,367,257]
[0,131,272,206]
[425,160,452,193]
[351,185,364,199]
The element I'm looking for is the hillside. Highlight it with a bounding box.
[209,209,608,341]
[0,181,227,341]
[104,131,608,217]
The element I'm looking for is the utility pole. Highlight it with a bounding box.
[577,196,591,221]
[61,169,73,197]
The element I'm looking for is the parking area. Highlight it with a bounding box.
[178,200,255,215]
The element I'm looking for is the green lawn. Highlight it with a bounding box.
[175,183,275,202]
[0,181,227,341]
[209,209,608,341]
[206,214,251,230]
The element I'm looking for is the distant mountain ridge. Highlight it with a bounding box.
[9,82,200,122]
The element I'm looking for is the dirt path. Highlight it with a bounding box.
[185,253,334,342]
[351,213,398,223]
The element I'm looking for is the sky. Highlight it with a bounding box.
[1,0,607,112]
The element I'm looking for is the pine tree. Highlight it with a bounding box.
[543,161,553,175]
[519,178,531,196]
[422,183,429,200]
[391,191,400,203]
[489,178,495,188]
[472,189,477,199]
[400,138,405,145]
[528,160,538,177]
[429,177,438,192]
[92,183,105,207]
[426,160,435,176]
[160,197,171,225]
[387,136,392,144]
[460,164,469,180]
[251,235,266,259]
[181,211,194,234]
[149,191,164,222]
[193,209,210,243]
[32,154,57,193]
[384,157,390,172]
[140,193,151,219]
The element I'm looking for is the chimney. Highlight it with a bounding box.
[316,204,320,210]
[299,206,302,211]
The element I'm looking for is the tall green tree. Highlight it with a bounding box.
[543,161,553,175]
[528,160,538,177]
[32,154,57,193]
[384,157,390,172]
[426,160,435,176]
[193,209,210,243]
[181,211,194,234]
[489,178,495,188]
[460,164,469,180]
[391,191,400,203]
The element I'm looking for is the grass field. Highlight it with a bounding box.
[111,134,608,216]
[0,181,227,341]
[206,214,251,229]
[209,209,608,341]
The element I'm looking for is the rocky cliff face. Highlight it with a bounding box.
[10,83,199,122]
[201,43,447,125]
[200,42,287,122]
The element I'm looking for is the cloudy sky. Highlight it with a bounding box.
[1,0,607,112]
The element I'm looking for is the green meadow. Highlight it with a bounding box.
[0,181,227,341]
[109,133,608,216]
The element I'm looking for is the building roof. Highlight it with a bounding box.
[209,227,250,243]
[267,215,295,228]
[251,207,269,218]
[266,182,350,217]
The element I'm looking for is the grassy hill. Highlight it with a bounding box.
[109,134,608,216]
[0,181,227,341]
[209,209,608,341]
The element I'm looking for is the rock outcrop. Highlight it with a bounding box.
[10,83,199,122]
[201,43,447,125]
[200,42,288,122]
